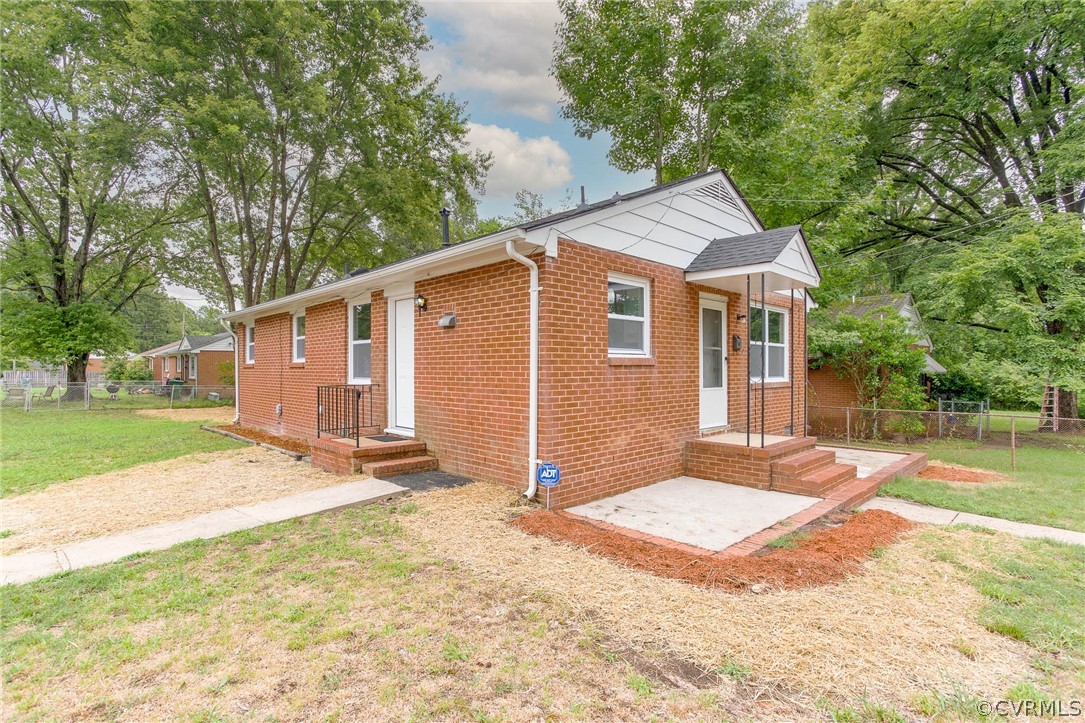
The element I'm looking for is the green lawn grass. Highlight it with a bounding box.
[0,409,244,497]
[880,445,1085,532]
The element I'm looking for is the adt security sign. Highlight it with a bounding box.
[537,462,561,488]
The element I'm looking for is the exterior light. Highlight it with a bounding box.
[415,294,427,314]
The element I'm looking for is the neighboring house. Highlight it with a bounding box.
[222,170,825,509]
[139,332,235,386]
[807,292,946,408]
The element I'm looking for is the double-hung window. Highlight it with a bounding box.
[293,313,306,362]
[607,274,650,356]
[245,325,255,364]
[349,303,372,383]
[749,307,788,382]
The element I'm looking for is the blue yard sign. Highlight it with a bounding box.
[537,462,561,488]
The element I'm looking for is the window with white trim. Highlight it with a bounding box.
[245,325,255,363]
[607,274,651,356]
[293,313,306,362]
[749,307,788,382]
[349,303,372,383]
[188,354,197,379]
[164,356,170,373]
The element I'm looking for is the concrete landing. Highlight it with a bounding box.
[567,476,821,552]
[818,446,906,479]
[1,478,407,586]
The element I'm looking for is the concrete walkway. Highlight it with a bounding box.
[861,497,1085,546]
[1,478,407,586]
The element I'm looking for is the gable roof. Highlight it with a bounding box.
[139,340,181,357]
[686,226,804,272]
[141,331,233,357]
[220,169,811,324]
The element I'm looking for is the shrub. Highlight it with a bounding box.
[218,360,235,386]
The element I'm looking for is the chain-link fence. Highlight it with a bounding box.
[0,381,234,412]
[808,405,1085,468]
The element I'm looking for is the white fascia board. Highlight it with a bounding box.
[220,227,528,324]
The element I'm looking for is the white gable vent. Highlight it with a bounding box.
[691,180,741,212]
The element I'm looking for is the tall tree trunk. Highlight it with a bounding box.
[63,353,89,401]
[1056,388,1078,420]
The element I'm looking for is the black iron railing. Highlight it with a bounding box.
[316,385,375,447]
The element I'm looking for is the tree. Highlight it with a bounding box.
[1,1,181,386]
[126,1,489,311]
[914,212,1085,417]
[808,306,928,411]
[120,288,223,352]
[553,0,804,185]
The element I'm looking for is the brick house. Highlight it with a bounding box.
[807,292,946,411]
[140,332,235,388]
[222,170,836,509]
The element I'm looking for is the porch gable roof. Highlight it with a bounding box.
[684,226,821,293]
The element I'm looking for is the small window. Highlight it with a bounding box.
[245,325,255,364]
[293,313,306,362]
[607,274,650,356]
[349,303,372,383]
[749,307,788,382]
[164,356,169,373]
[189,354,197,379]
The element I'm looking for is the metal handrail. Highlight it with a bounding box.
[316,384,375,447]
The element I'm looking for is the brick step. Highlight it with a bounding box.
[772,448,836,477]
[352,440,428,462]
[801,463,858,496]
[774,462,857,496]
[361,455,438,478]
[827,477,882,509]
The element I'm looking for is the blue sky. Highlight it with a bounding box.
[421,1,653,218]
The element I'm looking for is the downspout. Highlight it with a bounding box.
[219,318,240,424]
[505,238,539,499]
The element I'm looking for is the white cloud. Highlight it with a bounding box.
[466,122,572,196]
[423,1,563,121]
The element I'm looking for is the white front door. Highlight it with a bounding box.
[392,297,415,431]
[699,298,728,430]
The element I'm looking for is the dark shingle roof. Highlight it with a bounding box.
[186,332,231,350]
[685,226,802,273]
[834,293,912,319]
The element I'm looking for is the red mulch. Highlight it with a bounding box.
[217,424,311,456]
[917,461,1005,484]
[510,509,915,593]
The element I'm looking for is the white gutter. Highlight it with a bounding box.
[219,318,240,424]
[220,227,527,323]
[505,239,540,499]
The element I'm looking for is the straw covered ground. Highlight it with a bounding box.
[0,446,349,553]
[404,483,1044,709]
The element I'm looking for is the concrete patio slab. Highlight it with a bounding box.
[568,476,821,552]
[819,446,907,479]
[861,497,1085,546]
[2,477,407,586]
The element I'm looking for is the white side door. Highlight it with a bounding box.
[699,297,728,430]
[392,297,415,431]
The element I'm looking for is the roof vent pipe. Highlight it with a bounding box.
[577,185,587,209]
[440,207,452,247]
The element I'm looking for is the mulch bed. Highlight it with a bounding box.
[510,509,915,593]
[917,461,1005,484]
[217,424,311,456]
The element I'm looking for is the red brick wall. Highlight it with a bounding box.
[535,239,808,508]
[414,259,532,486]
[806,365,859,408]
[194,350,234,389]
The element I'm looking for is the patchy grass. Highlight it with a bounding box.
[917,529,1085,657]
[0,409,243,497]
[1,502,740,721]
[879,445,1085,532]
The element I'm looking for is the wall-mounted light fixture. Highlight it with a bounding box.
[415,293,428,314]
[732,334,743,351]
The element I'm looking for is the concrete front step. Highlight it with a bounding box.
[362,455,439,478]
